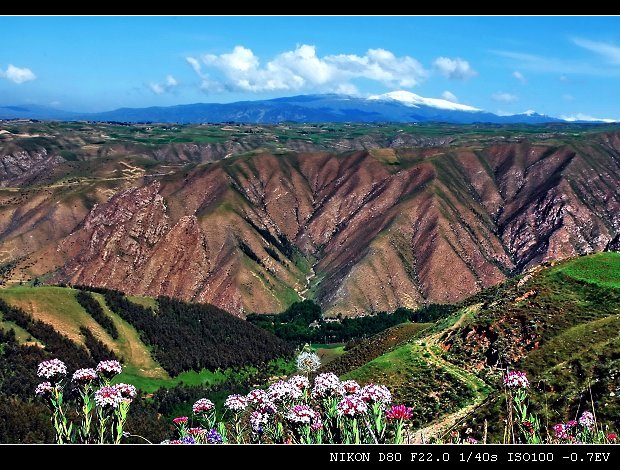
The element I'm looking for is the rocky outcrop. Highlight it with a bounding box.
[0,148,64,187]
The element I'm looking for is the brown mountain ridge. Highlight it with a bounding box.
[1,122,619,317]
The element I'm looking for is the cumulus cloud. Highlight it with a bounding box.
[186,44,428,93]
[512,71,526,83]
[149,75,179,95]
[573,38,620,64]
[491,92,518,103]
[561,113,618,123]
[441,90,458,102]
[0,64,36,84]
[433,57,477,80]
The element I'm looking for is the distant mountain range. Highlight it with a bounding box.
[0,92,599,124]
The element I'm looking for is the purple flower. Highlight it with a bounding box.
[114,383,137,401]
[96,360,123,378]
[342,380,360,395]
[35,381,54,397]
[312,373,345,398]
[72,368,98,383]
[206,429,223,444]
[554,423,568,440]
[359,384,392,407]
[247,389,269,406]
[250,410,269,432]
[286,404,317,425]
[94,386,123,408]
[37,359,67,380]
[504,370,529,389]
[288,375,310,391]
[310,421,323,432]
[386,404,413,421]
[224,394,248,412]
[268,380,301,402]
[182,436,195,445]
[578,411,595,429]
[192,398,215,414]
[337,395,368,417]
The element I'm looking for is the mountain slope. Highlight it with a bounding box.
[333,253,620,437]
[1,122,619,317]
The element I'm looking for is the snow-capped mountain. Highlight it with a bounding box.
[367,90,481,112]
[0,93,580,124]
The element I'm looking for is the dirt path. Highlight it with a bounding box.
[409,305,490,443]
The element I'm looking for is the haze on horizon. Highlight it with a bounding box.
[1,15,619,122]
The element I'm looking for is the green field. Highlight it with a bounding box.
[556,252,620,289]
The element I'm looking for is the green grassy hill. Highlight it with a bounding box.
[0,286,293,392]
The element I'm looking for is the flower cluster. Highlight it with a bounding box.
[96,360,123,378]
[94,386,123,409]
[173,416,188,424]
[310,420,323,432]
[247,389,269,406]
[312,373,345,398]
[288,375,310,391]
[35,381,54,397]
[557,423,568,438]
[206,429,223,444]
[296,351,321,374]
[386,404,413,421]
[359,384,392,407]
[72,368,98,383]
[286,404,317,425]
[193,398,215,414]
[114,383,137,400]
[337,395,368,417]
[608,433,617,442]
[224,394,248,412]
[250,410,269,432]
[342,380,360,394]
[504,370,529,389]
[268,380,302,402]
[37,359,67,380]
[578,411,595,429]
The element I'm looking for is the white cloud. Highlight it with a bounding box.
[562,94,574,101]
[432,57,477,80]
[186,44,429,93]
[491,92,518,103]
[186,57,202,75]
[0,64,36,84]
[561,113,618,123]
[441,90,458,102]
[573,38,620,64]
[149,74,179,95]
[512,71,526,83]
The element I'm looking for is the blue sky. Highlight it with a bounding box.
[1,16,619,120]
